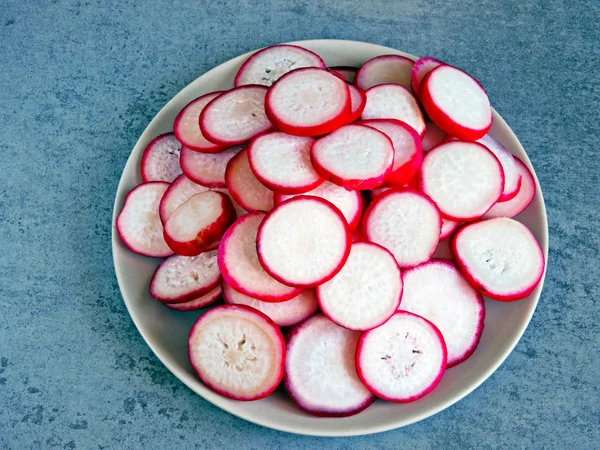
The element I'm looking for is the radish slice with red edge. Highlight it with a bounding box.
[478,134,522,201]
[225,149,274,212]
[140,133,182,183]
[265,68,351,137]
[180,145,243,188]
[257,196,351,288]
[356,54,414,91]
[422,120,446,152]
[329,66,357,83]
[440,218,460,240]
[346,84,366,123]
[483,157,536,219]
[285,314,375,417]
[164,286,222,311]
[356,311,447,402]
[116,182,173,258]
[410,57,444,97]
[451,218,545,301]
[173,92,226,153]
[188,304,285,401]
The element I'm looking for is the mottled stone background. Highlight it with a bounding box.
[1,0,598,448]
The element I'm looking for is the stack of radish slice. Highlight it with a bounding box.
[116,44,545,416]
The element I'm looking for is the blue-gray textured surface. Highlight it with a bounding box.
[1,0,599,448]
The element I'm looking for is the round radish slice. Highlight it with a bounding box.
[188,304,285,401]
[265,68,351,137]
[400,260,485,367]
[420,65,492,140]
[150,251,220,303]
[222,282,318,327]
[164,286,222,311]
[419,141,504,221]
[140,133,182,183]
[247,132,322,194]
[173,92,226,153]
[451,218,545,301]
[275,181,363,231]
[360,119,423,187]
[477,134,521,201]
[346,84,367,123]
[422,120,447,152]
[218,212,301,302]
[116,182,173,258]
[361,84,425,137]
[163,191,235,256]
[329,66,357,83]
[225,149,274,212]
[235,44,326,87]
[257,196,351,288]
[180,145,242,188]
[440,218,460,240]
[410,57,444,97]
[317,242,403,331]
[356,311,447,402]
[285,314,375,417]
[483,157,536,219]
[355,55,414,91]
[310,124,394,190]
[199,85,273,146]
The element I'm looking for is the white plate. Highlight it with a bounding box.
[111,39,548,437]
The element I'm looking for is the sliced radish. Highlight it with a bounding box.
[275,181,363,231]
[355,55,414,91]
[116,182,173,258]
[361,84,425,136]
[440,218,460,240]
[173,92,226,153]
[360,119,423,187]
[247,132,322,194]
[164,286,222,311]
[422,120,447,152]
[222,282,318,328]
[419,140,504,221]
[310,124,394,190]
[363,189,441,268]
[410,57,444,97]
[420,65,492,140]
[478,134,521,201]
[149,251,220,303]
[265,68,351,137]
[285,314,375,417]
[399,260,485,367]
[140,133,182,183]
[257,196,351,288]
[225,149,274,212]
[329,66,357,83]
[356,311,447,402]
[317,242,403,331]
[199,85,273,146]
[483,157,536,219]
[180,145,242,188]
[346,84,367,123]
[188,304,285,401]
[163,191,235,256]
[451,218,545,301]
[235,44,326,87]
[218,212,301,302]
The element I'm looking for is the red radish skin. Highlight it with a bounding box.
[483,157,536,219]
[173,92,226,153]
[440,218,460,240]
[346,84,367,123]
[140,133,182,183]
[477,134,522,201]
[180,145,243,188]
[410,57,444,98]
[421,120,447,152]
[116,182,174,258]
[188,304,285,401]
[225,149,274,212]
[356,54,414,91]
[164,286,222,311]
[329,66,358,83]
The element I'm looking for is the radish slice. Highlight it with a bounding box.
[451,218,545,301]
[265,68,351,137]
[164,191,235,256]
[422,120,446,152]
[483,157,536,219]
[356,55,414,91]
[346,84,367,123]
[360,119,423,187]
[285,314,375,417]
[478,134,521,201]
[173,92,226,153]
[257,196,351,288]
[188,304,285,401]
[410,57,444,97]
[199,86,273,146]
[310,124,394,190]
[235,44,326,87]
[440,218,460,240]
[329,66,357,83]
[222,282,318,327]
[356,311,447,402]
[400,260,485,367]
[363,189,441,268]
[275,181,363,231]
[420,65,492,140]
[164,286,222,311]
[116,182,173,258]
[419,140,504,221]
[140,133,182,183]
[150,251,220,303]
[218,212,301,302]
[225,149,274,212]
[180,145,243,188]
[317,242,403,331]
[247,132,322,194]
[361,84,426,136]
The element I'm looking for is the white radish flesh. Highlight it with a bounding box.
[225,149,274,212]
[141,133,182,183]
[180,145,243,188]
[173,92,226,152]
[356,54,414,91]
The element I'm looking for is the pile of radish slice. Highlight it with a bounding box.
[116,44,544,417]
